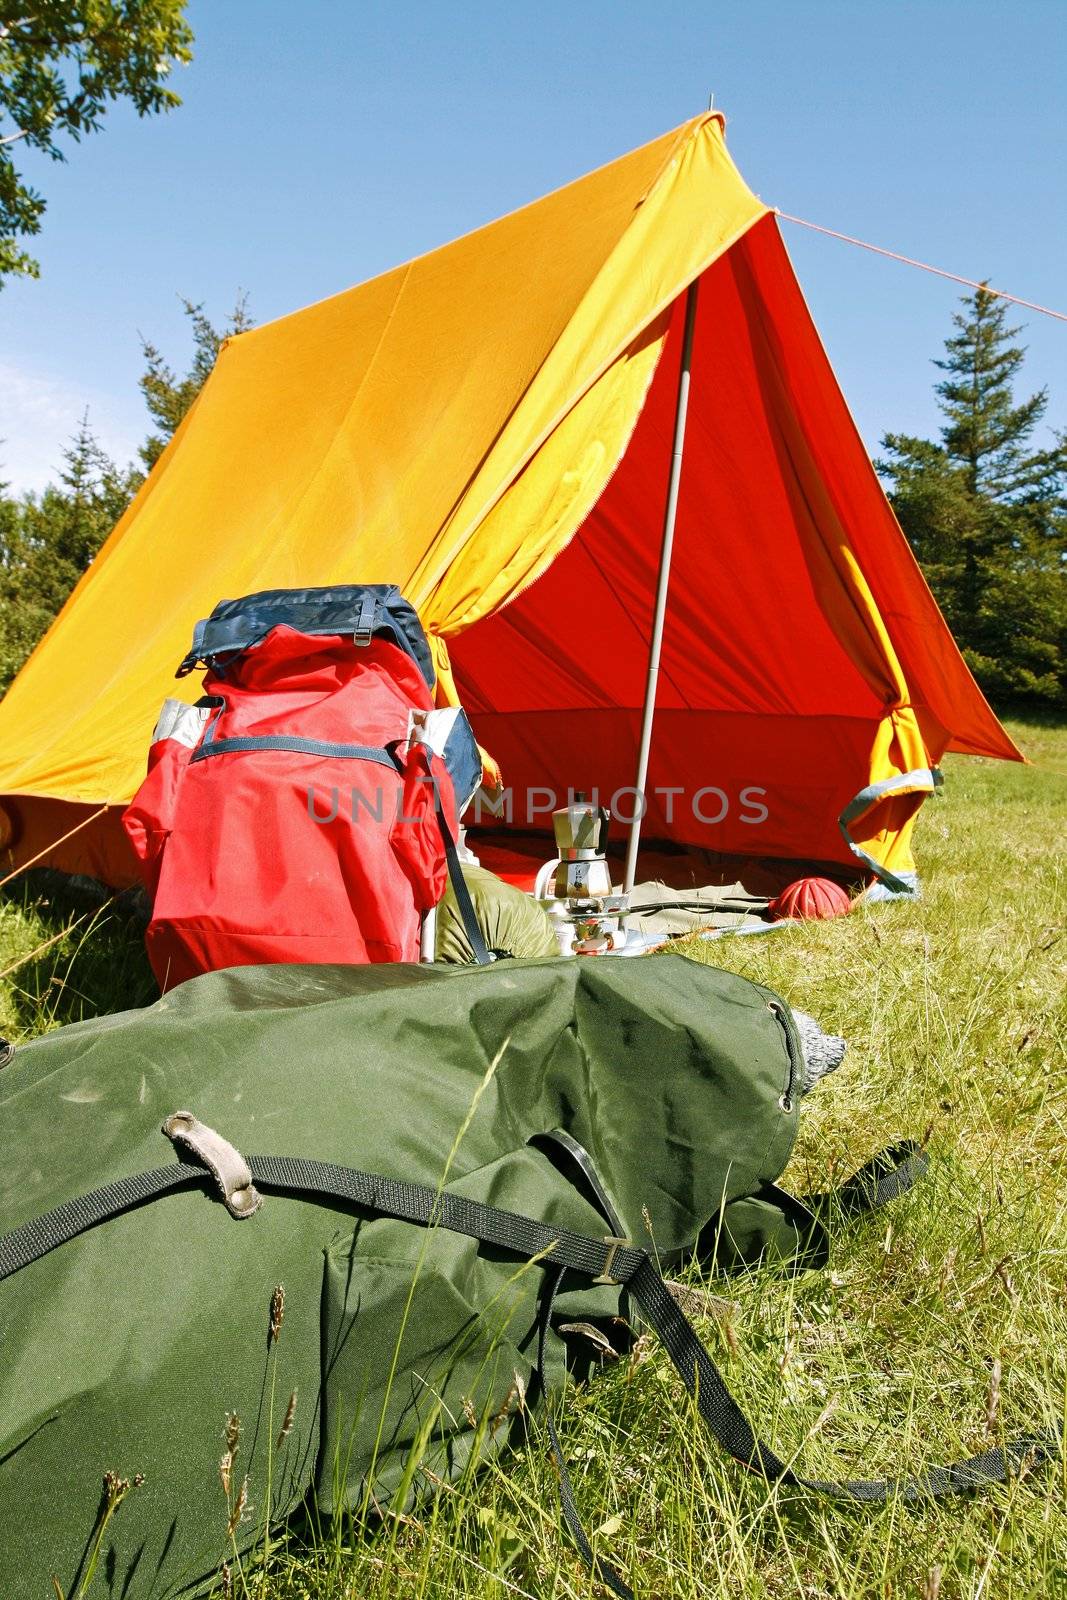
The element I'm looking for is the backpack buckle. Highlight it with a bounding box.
[353,592,377,647]
[593,1235,631,1286]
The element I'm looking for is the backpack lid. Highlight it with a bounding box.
[176,584,435,688]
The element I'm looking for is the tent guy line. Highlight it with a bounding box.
[774,210,1067,324]
[0,804,110,893]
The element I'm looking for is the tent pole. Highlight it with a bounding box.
[622,279,699,895]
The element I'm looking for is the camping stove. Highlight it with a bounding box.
[540,794,629,956]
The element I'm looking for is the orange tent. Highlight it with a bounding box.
[0,113,1019,893]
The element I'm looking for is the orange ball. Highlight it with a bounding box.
[769,876,851,921]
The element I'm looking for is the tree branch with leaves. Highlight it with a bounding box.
[0,1,193,284]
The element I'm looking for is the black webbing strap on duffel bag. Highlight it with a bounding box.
[0,1138,1057,1598]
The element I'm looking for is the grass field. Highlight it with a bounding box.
[1,720,1064,1600]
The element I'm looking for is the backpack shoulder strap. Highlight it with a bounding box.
[432,786,494,965]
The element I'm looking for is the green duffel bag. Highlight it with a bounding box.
[0,956,1053,1598]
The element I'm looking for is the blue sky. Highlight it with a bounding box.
[1,0,1063,492]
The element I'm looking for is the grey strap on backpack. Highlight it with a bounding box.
[0,1135,1056,1597]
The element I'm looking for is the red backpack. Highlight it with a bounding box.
[123,586,486,990]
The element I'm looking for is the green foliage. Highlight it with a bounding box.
[0,414,140,689]
[0,1,193,283]
[879,287,1067,707]
[0,295,251,694]
[139,292,252,469]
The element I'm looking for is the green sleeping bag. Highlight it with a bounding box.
[435,862,559,962]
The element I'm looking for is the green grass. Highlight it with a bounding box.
[1,719,1065,1600]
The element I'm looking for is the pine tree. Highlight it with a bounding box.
[0,294,254,694]
[0,415,139,691]
[879,287,1066,707]
[139,295,253,470]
